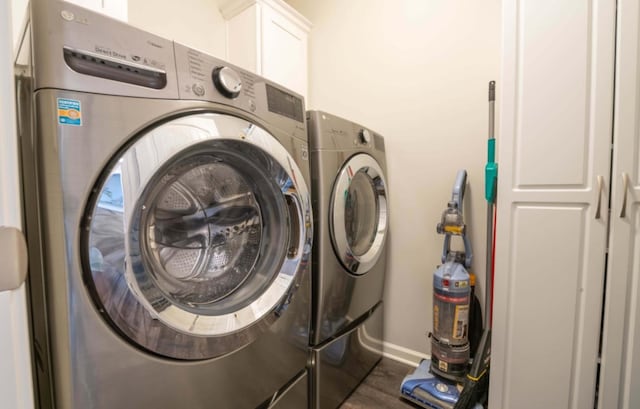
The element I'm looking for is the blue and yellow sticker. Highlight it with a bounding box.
[57,98,82,126]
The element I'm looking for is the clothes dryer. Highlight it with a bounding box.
[307,111,389,409]
[17,2,312,408]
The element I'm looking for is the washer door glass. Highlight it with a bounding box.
[330,153,388,275]
[84,113,311,360]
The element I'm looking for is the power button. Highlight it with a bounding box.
[192,84,205,97]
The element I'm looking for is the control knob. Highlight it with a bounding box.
[212,66,242,98]
[359,129,372,144]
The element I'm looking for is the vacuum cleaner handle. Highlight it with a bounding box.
[452,169,467,213]
[441,169,473,268]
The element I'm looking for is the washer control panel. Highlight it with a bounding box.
[174,44,256,105]
[174,43,307,140]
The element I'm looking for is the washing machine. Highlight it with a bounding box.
[307,111,389,409]
[16,2,312,408]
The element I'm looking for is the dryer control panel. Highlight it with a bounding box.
[174,44,307,142]
[307,111,385,153]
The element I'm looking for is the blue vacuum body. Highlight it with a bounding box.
[400,360,460,409]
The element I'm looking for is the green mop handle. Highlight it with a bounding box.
[485,81,498,204]
[485,81,497,330]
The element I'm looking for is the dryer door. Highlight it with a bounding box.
[83,113,311,360]
[330,153,388,275]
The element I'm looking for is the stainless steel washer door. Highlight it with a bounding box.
[330,153,388,275]
[83,113,311,360]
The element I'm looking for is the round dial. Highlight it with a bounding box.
[212,66,242,98]
[359,129,372,144]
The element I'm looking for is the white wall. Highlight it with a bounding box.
[286,0,501,360]
[128,0,226,57]
[11,0,28,52]
[1,1,35,408]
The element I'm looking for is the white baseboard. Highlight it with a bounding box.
[382,341,429,367]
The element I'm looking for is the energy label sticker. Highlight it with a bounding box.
[57,98,82,126]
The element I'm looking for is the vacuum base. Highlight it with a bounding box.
[400,360,460,409]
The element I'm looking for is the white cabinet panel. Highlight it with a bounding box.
[621,207,640,409]
[221,0,310,100]
[261,5,307,100]
[517,0,592,188]
[601,203,640,409]
[492,0,616,408]
[503,205,588,408]
[598,0,640,406]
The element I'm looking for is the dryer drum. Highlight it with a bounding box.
[344,169,379,257]
[330,153,388,275]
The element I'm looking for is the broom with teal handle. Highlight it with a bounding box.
[454,81,497,409]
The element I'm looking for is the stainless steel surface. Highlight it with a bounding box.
[32,1,178,98]
[19,1,312,407]
[311,302,384,409]
[0,226,28,291]
[269,371,309,409]
[330,153,388,275]
[213,66,243,98]
[307,110,389,345]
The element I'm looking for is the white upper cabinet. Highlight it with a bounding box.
[64,0,128,21]
[220,0,311,100]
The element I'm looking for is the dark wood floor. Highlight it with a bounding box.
[339,358,420,409]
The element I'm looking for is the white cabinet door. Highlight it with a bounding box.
[260,4,308,99]
[222,0,310,100]
[598,0,640,407]
[491,1,616,408]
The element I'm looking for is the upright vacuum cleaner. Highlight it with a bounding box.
[431,170,473,382]
[400,169,478,409]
